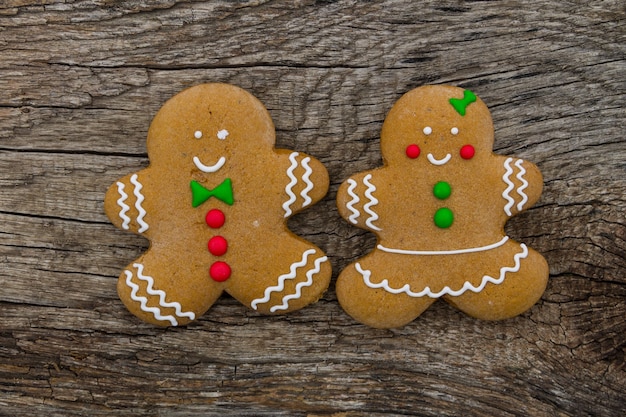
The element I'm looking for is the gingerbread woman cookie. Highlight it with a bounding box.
[336,85,548,328]
[104,83,331,326]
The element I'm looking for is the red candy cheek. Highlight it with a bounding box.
[460,144,475,160]
[205,209,226,228]
[406,144,421,159]
[209,261,231,282]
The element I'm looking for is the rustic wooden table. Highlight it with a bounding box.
[1,1,624,416]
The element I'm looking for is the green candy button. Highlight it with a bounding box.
[433,181,451,200]
[434,207,454,229]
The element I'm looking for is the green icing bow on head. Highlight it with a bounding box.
[449,90,476,116]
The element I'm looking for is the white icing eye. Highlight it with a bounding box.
[451,127,459,135]
[194,130,203,139]
[217,129,229,140]
[423,126,432,135]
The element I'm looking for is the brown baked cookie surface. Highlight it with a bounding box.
[336,85,548,328]
[104,83,331,326]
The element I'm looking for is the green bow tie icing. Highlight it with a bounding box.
[449,89,476,116]
[191,178,234,207]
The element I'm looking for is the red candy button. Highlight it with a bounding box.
[406,144,421,159]
[460,144,475,160]
[209,261,231,282]
[205,208,225,228]
[208,236,228,256]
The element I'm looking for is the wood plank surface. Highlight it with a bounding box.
[1,1,624,415]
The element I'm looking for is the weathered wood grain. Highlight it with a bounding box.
[1,0,624,416]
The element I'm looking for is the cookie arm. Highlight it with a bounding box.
[499,156,544,217]
[104,170,152,236]
[277,150,329,218]
[336,171,383,232]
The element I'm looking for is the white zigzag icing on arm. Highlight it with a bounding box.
[300,157,314,208]
[116,182,131,230]
[362,174,382,231]
[502,158,516,216]
[514,159,529,211]
[270,255,328,312]
[124,270,178,326]
[250,249,316,310]
[357,243,528,298]
[345,179,361,224]
[282,152,299,218]
[134,263,196,320]
[130,174,149,233]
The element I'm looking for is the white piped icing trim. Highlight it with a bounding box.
[193,156,226,173]
[427,153,451,166]
[514,159,528,211]
[125,270,177,326]
[130,174,149,233]
[251,249,316,310]
[134,263,195,321]
[300,157,314,208]
[362,174,382,231]
[282,152,300,217]
[377,236,509,256]
[502,157,516,216]
[345,179,360,224]
[357,243,528,298]
[270,256,328,312]
[116,182,131,230]
[124,264,197,326]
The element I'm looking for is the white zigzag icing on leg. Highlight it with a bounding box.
[363,174,382,231]
[300,157,314,208]
[270,255,328,312]
[514,159,529,211]
[133,263,195,320]
[116,182,131,230]
[250,249,316,310]
[124,270,177,325]
[282,152,299,217]
[502,157,516,216]
[357,243,529,298]
[345,179,361,224]
[130,174,149,232]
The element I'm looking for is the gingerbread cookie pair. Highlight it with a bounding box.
[104,83,548,329]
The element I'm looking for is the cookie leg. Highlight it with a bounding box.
[443,244,549,320]
[229,239,331,315]
[117,247,223,326]
[336,253,437,329]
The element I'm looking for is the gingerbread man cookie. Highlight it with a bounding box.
[336,85,548,328]
[104,83,331,326]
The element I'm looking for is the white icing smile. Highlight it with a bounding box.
[427,153,451,166]
[193,156,226,173]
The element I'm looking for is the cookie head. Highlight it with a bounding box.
[380,85,495,168]
[145,83,277,168]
